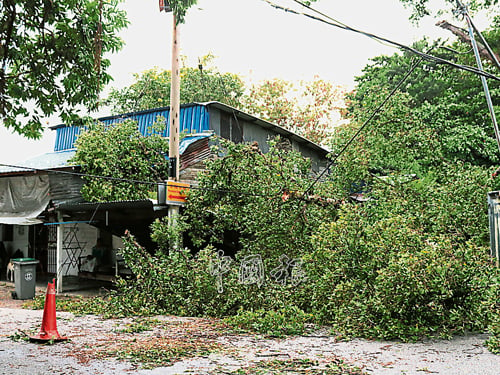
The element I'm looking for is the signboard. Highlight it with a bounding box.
[167,181,190,204]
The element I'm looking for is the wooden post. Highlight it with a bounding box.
[168,14,181,220]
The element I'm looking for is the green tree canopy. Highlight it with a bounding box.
[0,0,128,138]
[105,55,244,114]
[398,0,499,22]
[70,119,169,202]
[307,0,499,22]
[164,0,198,24]
[342,24,500,170]
[240,78,347,144]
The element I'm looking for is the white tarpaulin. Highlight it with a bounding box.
[0,175,50,225]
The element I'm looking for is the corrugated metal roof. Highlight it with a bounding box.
[0,150,76,175]
[180,136,211,170]
[53,104,210,152]
[179,134,211,154]
[57,199,154,212]
[203,102,330,157]
[50,101,330,158]
[53,127,81,152]
[1,135,211,177]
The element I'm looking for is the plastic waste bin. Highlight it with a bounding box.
[12,258,39,300]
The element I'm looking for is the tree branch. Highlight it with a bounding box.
[436,20,500,65]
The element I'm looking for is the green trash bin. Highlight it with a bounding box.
[12,258,39,300]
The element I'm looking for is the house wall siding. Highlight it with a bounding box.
[53,105,211,152]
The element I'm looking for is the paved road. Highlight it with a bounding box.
[0,307,499,374]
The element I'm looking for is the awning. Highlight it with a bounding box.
[0,175,50,225]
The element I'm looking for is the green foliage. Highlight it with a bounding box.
[70,119,169,202]
[26,293,103,316]
[115,318,160,333]
[485,274,500,353]
[397,0,499,22]
[110,338,220,369]
[178,139,339,260]
[71,134,500,346]
[487,318,500,353]
[0,0,128,137]
[224,306,313,337]
[347,35,500,168]
[305,192,499,341]
[168,0,198,24]
[105,55,244,114]
[60,23,500,347]
[240,78,347,144]
[227,358,366,375]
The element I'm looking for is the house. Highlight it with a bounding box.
[0,102,330,292]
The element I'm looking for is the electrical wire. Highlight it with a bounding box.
[262,0,500,82]
[291,0,393,48]
[0,162,277,198]
[462,6,500,71]
[300,47,434,198]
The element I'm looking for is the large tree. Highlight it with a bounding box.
[105,55,244,114]
[240,78,347,144]
[0,0,127,138]
[306,0,499,22]
[398,0,499,22]
[70,119,169,202]
[343,20,500,170]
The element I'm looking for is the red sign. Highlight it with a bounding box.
[167,181,190,204]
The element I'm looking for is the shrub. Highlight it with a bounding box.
[305,202,500,341]
[224,306,314,337]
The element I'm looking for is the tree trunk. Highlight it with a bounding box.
[436,20,500,65]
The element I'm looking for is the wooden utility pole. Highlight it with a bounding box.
[168,14,181,219]
[169,16,180,183]
[160,1,181,219]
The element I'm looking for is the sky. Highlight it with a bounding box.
[0,0,487,164]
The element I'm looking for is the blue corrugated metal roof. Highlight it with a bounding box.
[53,104,210,152]
[53,126,81,152]
[0,150,76,174]
[0,134,212,176]
[178,134,211,154]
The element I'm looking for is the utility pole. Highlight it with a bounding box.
[160,1,181,220]
[455,0,500,153]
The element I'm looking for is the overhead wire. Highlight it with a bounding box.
[262,0,500,82]
[290,0,394,48]
[0,162,276,198]
[300,46,436,198]
[4,2,478,206]
[447,0,500,154]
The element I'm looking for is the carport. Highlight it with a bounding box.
[53,200,169,292]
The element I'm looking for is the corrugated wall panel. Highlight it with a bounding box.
[54,105,210,151]
[54,126,82,152]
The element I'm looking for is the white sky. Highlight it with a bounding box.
[0,0,488,164]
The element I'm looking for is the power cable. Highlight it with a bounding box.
[262,0,500,82]
[454,0,500,153]
[300,47,434,198]
[0,162,276,198]
[290,0,393,48]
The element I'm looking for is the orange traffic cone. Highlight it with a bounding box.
[30,279,67,342]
